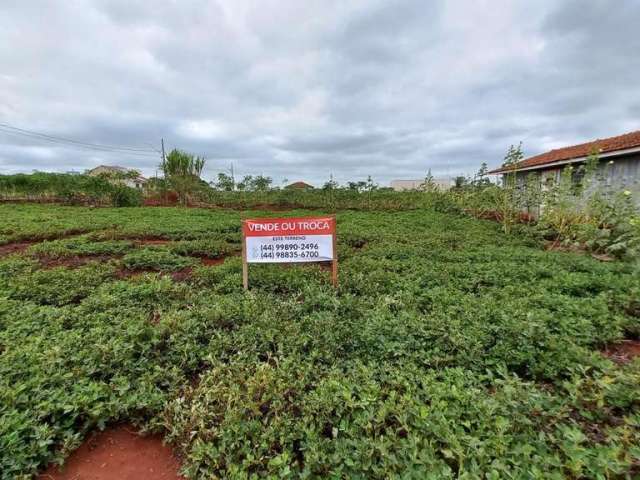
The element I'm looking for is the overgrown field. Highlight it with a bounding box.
[1,204,639,479]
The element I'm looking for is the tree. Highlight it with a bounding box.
[364,175,378,192]
[161,149,206,205]
[364,175,378,210]
[473,163,491,188]
[322,174,339,191]
[501,142,524,171]
[214,172,235,191]
[347,181,367,192]
[251,175,273,191]
[497,142,525,234]
[322,174,339,209]
[420,169,438,192]
[236,175,253,191]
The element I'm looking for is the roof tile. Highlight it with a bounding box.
[489,129,640,173]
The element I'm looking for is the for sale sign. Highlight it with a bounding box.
[243,216,336,263]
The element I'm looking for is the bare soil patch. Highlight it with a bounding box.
[0,241,36,258]
[602,340,640,364]
[115,252,239,282]
[0,231,94,259]
[37,254,120,269]
[133,237,172,246]
[38,424,184,480]
[170,268,193,282]
[198,251,240,266]
[201,257,226,266]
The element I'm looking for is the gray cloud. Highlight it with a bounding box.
[1,0,639,186]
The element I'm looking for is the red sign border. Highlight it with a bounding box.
[241,215,337,289]
[242,216,336,237]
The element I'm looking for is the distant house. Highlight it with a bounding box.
[285,181,314,190]
[391,178,453,191]
[488,130,640,191]
[87,165,147,189]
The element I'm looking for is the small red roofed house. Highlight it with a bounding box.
[285,181,314,190]
[489,130,640,190]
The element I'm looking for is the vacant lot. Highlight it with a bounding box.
[1,204,639,479]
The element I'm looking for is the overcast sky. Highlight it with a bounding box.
[1,0,639,186]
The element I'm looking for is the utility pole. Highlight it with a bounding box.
[229,162,235,191]
[161,138,167,204]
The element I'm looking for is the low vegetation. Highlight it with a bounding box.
[0,204,638,479]
[0,171,143,207]
[2,144,639,262]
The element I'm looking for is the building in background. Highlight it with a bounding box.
[488,130,640,191]
[391,178,454,191]
[285,181,314,190]
[87,165,147,189]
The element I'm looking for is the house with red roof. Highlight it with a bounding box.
[285,181,314,190]
[489,130,640,190]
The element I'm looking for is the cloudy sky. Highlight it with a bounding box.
[1,0,639,186]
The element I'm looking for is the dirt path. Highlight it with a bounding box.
[38,425,184,480]
[0,230,93,259]
[0,241,36,257]
[602,340,640,364]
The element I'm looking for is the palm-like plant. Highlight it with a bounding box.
[161,149,206,205]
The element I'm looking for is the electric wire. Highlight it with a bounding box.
[0,123,159,157]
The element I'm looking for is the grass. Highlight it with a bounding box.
[0,204,639,479]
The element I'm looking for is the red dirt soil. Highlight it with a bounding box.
[38,254,120,269]
[602,340,640,364]
[38,425,184,480]
[0,231,93,259]
[201,257,226,266]
[195,251,240,266]
[0,241,36,257]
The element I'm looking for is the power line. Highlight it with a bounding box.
[0,127,159,158]
[0,122,159,156]
[0,122,155,152]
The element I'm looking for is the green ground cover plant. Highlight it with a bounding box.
[0,204,638,479]
[122,248,197,271]
[27,236,136,258]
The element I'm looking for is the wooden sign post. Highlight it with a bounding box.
[241,215,337,290]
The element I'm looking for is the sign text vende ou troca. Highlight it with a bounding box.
[242,216,336,263]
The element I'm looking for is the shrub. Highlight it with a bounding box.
[109,185,143,207]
